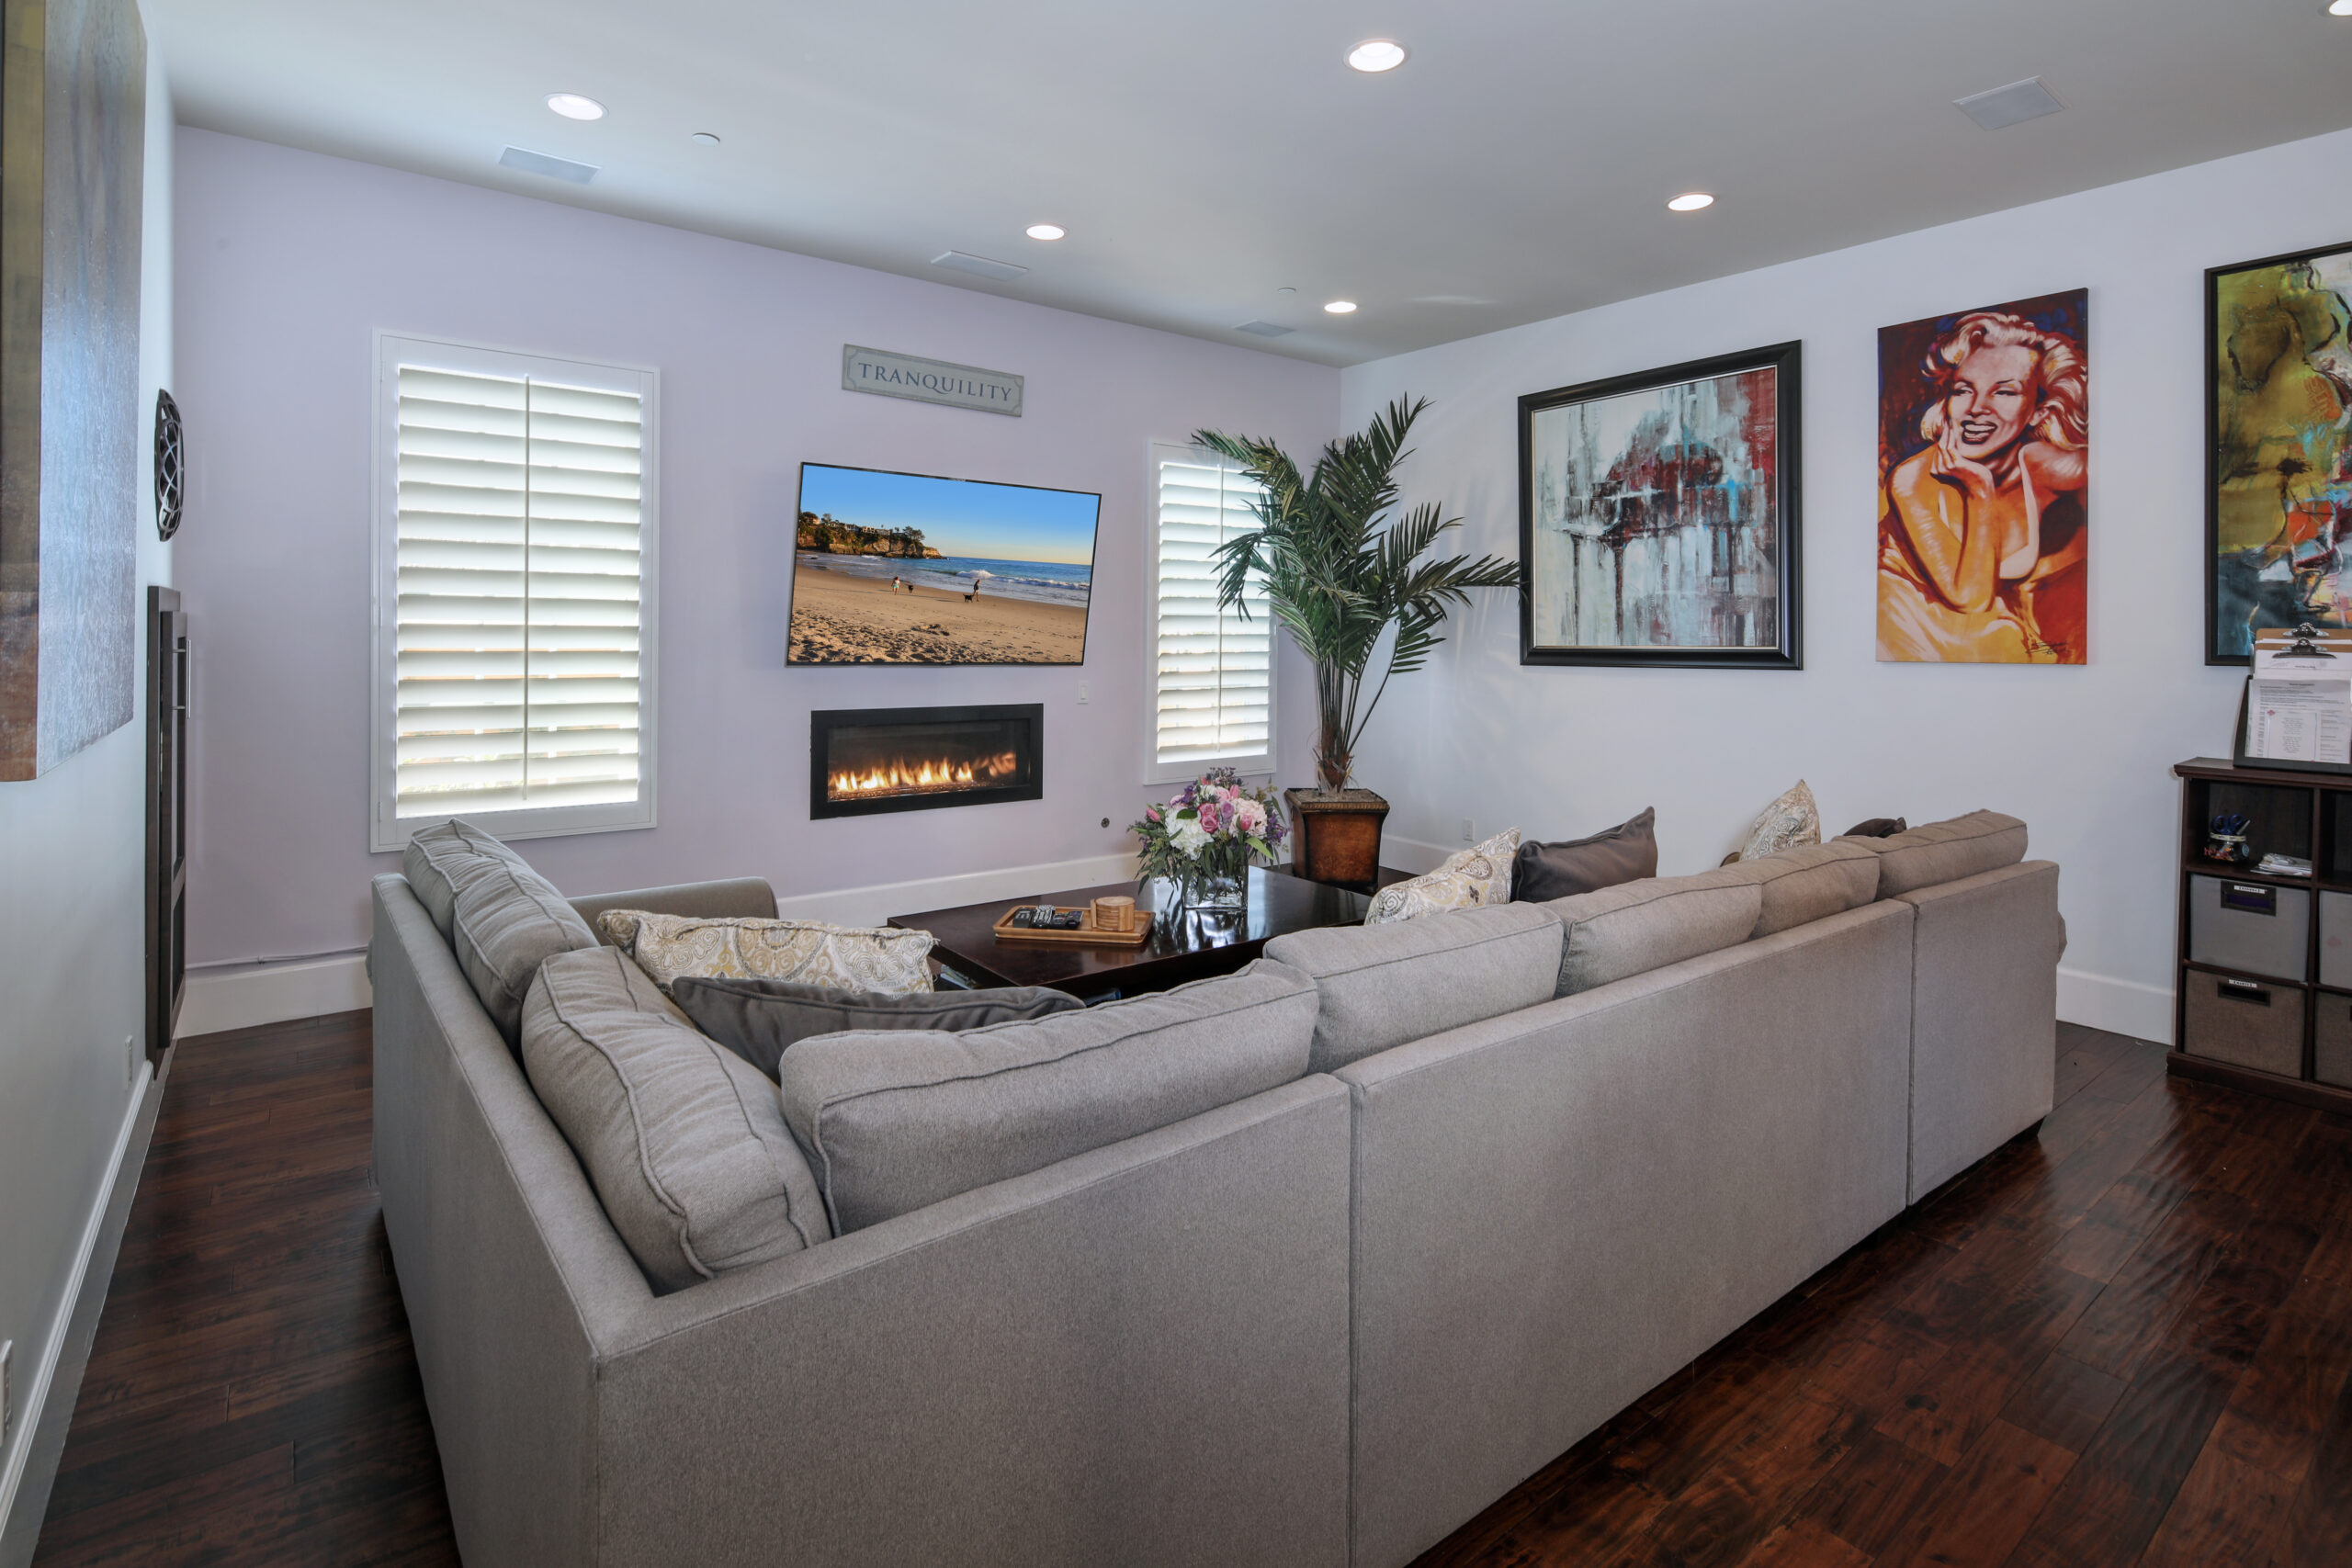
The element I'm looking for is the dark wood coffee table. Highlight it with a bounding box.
[888,864,1372,1002]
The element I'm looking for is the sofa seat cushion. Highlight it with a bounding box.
[1265,904,1564,1074]
[521,947,830,1292]
[1843,810,2027,897]
[1510,807,1657,903]
[778,958,1317,1234]
[402,818,599,1044]
[597,909,933,997]
[1544,868,1762,996]
[1731,840,1883,938]
[671,976,1085,1079]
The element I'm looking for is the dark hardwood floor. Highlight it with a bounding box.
[28,1015,2352,1566]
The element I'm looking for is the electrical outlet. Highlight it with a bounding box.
[1461,818,1475,842]
[2,1339,13,1442]
[1077,682,1090,705]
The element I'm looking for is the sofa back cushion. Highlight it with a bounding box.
[1544,868,1763,996]
[521,947,830,1292]
[1845,810,2027,897]
[778,959,1317,1235]
[403,818,598,1043]
[1730,840,1883,938]
[1265,904,1564,1075]
[671,977,1085,1079]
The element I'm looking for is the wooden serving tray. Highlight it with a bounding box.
[989,904,1152,948]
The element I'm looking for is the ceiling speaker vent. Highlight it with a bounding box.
[931,251,1029,282]
[1235,320,1295,338]
[1954,77,2065,131]
[499,146,597,184]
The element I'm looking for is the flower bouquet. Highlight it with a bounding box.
[1132,768,1288,914]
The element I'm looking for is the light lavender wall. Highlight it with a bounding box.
[174,129,1336,965]
[0,28,173,1536]
[1340,125,2352,1043]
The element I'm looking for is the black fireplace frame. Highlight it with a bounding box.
[809,703,1046,819]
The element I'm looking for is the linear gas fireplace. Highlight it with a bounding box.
[810,704,1045,819]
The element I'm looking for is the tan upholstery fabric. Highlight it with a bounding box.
[778,958,1319,1234]
[521,947,829,1292]
[598,909,933,997]
[1543,868,1762,996]
[1845,809,2028,897]
[401,818,599,1043]
[1730,840,1883,937]
[1266,904,1564,1075]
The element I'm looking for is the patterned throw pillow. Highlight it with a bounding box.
[1736,781,1821,862]
[1364,827,1521,926]
[597,910,934,997]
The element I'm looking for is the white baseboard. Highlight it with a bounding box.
[177,850,1151,1036]
[179,952,373,1038]
[0,1064,151,1553]
[1381,834,1457,876]
[2058,966,2173,1046]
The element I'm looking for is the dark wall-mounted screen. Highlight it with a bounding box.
[786,463,1100,665]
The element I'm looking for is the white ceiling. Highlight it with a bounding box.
[149,0,2352,367]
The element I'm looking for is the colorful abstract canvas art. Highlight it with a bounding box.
[1876,288,2088,665]
[2207,243,2352,664]
[1518,342,1801,669]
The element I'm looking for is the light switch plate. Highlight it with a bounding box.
[1461,818,1475,842]
[1077,682,1089,705]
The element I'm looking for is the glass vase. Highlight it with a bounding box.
[1170,845,1250,916]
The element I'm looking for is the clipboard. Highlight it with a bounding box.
[2234,624,2352,773]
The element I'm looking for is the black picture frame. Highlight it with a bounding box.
[2205,239,2352,666]
[1518,341,1803,670]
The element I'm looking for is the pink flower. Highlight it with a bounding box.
[1145,805,1161,823]
[1233,798,1267,836]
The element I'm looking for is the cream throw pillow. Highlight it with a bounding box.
[1737,781,1820,862]
[598,909,934,997]
[1364,827,1521,926]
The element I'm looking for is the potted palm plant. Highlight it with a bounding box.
[1193,398,1519,890]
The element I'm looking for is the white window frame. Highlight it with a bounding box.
[1143,440,1276,786]
[370,331,661,852]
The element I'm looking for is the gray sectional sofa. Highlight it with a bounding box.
[368,809,2062,1568]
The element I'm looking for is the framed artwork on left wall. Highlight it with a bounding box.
[1518,341,1802,670]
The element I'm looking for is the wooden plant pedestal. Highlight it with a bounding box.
[1284,788,1390,894]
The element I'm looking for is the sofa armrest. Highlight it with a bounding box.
[568,876,778,930]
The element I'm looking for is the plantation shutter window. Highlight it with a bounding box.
[373,337,659,850]
[1150,445,1272,778]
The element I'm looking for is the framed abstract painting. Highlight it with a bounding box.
[2207,242,2352,665]
[1876,288,2087,665]
[1518,341,1801,669]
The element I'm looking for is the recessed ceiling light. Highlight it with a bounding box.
[1324,299,1358,314]
[545,93,605,121]
[1276,287,1297,296]
[689,131,720,146]
[1025,223,1066,241]
[1346,39,1407,72]
[2330,0,2351,15]
[1667,192,1714,212]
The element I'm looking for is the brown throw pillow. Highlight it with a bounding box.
[670,976,1085,1080]
[1512,807,1658,903]
[1844,817,1908,839]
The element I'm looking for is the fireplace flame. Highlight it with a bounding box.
[828,749,1023,800]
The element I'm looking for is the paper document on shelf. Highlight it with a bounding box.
[2247,675,2352,762]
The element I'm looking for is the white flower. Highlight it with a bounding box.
[1170,818,1211,858]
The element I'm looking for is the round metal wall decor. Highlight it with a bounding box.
[153,388,184,540]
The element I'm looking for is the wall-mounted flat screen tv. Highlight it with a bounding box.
[786,463,1101,665]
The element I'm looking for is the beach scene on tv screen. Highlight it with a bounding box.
[786,464,1101,664]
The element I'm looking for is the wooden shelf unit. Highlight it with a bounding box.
[2170,756,2352,1112]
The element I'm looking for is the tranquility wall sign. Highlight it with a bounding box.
[842,345,1023,417]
